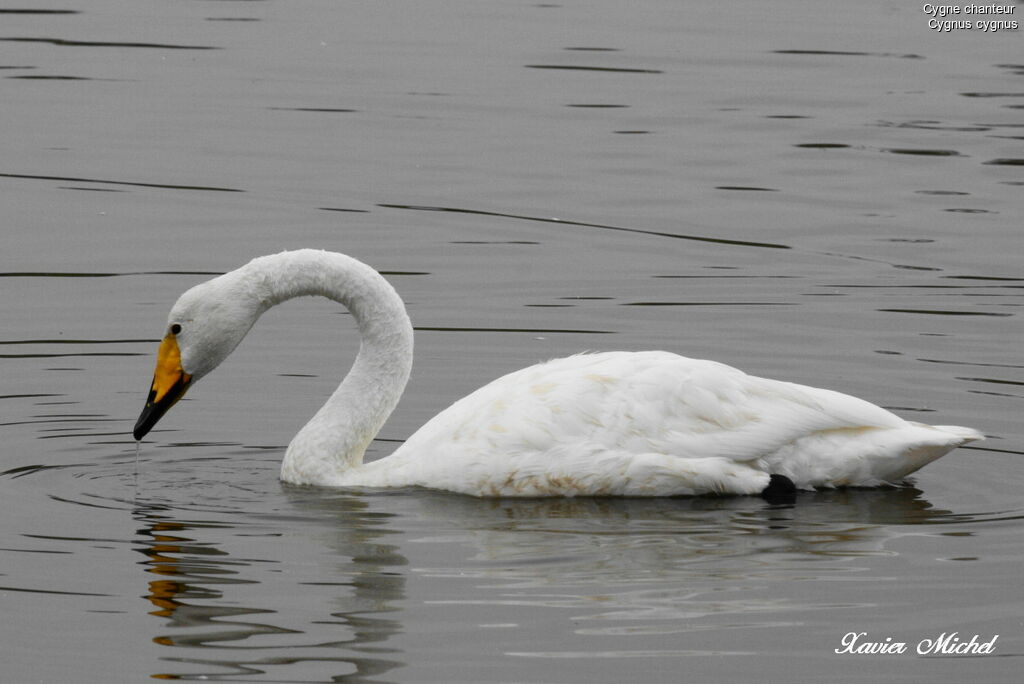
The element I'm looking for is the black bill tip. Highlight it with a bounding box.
[133,376,191,441]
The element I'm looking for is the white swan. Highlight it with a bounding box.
[133,249,981,498]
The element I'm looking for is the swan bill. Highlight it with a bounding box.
[133,334,193,440]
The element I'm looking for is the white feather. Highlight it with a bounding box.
[141,249,982,497]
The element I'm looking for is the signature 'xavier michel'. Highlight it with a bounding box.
[836,630,998,655]
[133,249,982,498]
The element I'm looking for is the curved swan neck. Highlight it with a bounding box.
[242,250,413,485]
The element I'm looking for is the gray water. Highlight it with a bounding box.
[2,1,1022,682]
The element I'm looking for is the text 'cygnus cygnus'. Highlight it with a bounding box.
[133,249,982,498]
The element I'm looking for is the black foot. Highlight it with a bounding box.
[761,474,797,504]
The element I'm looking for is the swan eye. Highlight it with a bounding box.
[170,323,182,335]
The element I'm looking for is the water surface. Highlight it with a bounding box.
[1,1,1021,681]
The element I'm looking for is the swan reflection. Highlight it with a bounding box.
[130,484,965,679]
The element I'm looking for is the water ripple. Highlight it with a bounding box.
[525,64,663,74]
[0,36,219,50]
[379,203,791,250]
[415,325,614,335]
[0,9,78,14]
[878,308,1013,317]
[773,49,923,59]
[0,172,242,192]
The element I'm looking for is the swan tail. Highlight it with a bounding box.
[931,424,985,443]
[762,423,982,489]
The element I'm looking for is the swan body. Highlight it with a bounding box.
[134,249,982,498]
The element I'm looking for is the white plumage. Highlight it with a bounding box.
[133,249,982,498]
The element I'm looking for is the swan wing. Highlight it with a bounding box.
[349,352,975,496]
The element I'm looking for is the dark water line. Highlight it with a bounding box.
[960,92,1024,98]
[0,172,242,192]
[269,107,358,113]
[918,358,1024,369]
[450,240,540,245]
[963,444,1024,456]
[1,417,116,427]
[378,203,791,250]
[0,584,112,597]
[878,308,1013,317]
[968,389,1023,399]
[884,148,961,156]
[525,64,663,74]
[0,338,156,345]
[0,271,125,278]
[1,269,412,280]
[946,275,1024,282]
[319,206,371,213]
[654,275,801,279]
[621,301,796,307]
[716,185,779,191]
[773,49,923,59]
[0,271,222,278]
[7,75,93,80]
[415,326,615,335]
[957,377,1024,387]
[825,284,1023,290]
[0,9,79,13]
[0,36,219,50]
[0,463,84,478]
[48,494,137,512]
[0,352,146,358]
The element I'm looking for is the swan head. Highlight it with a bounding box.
[133,271,264,441]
